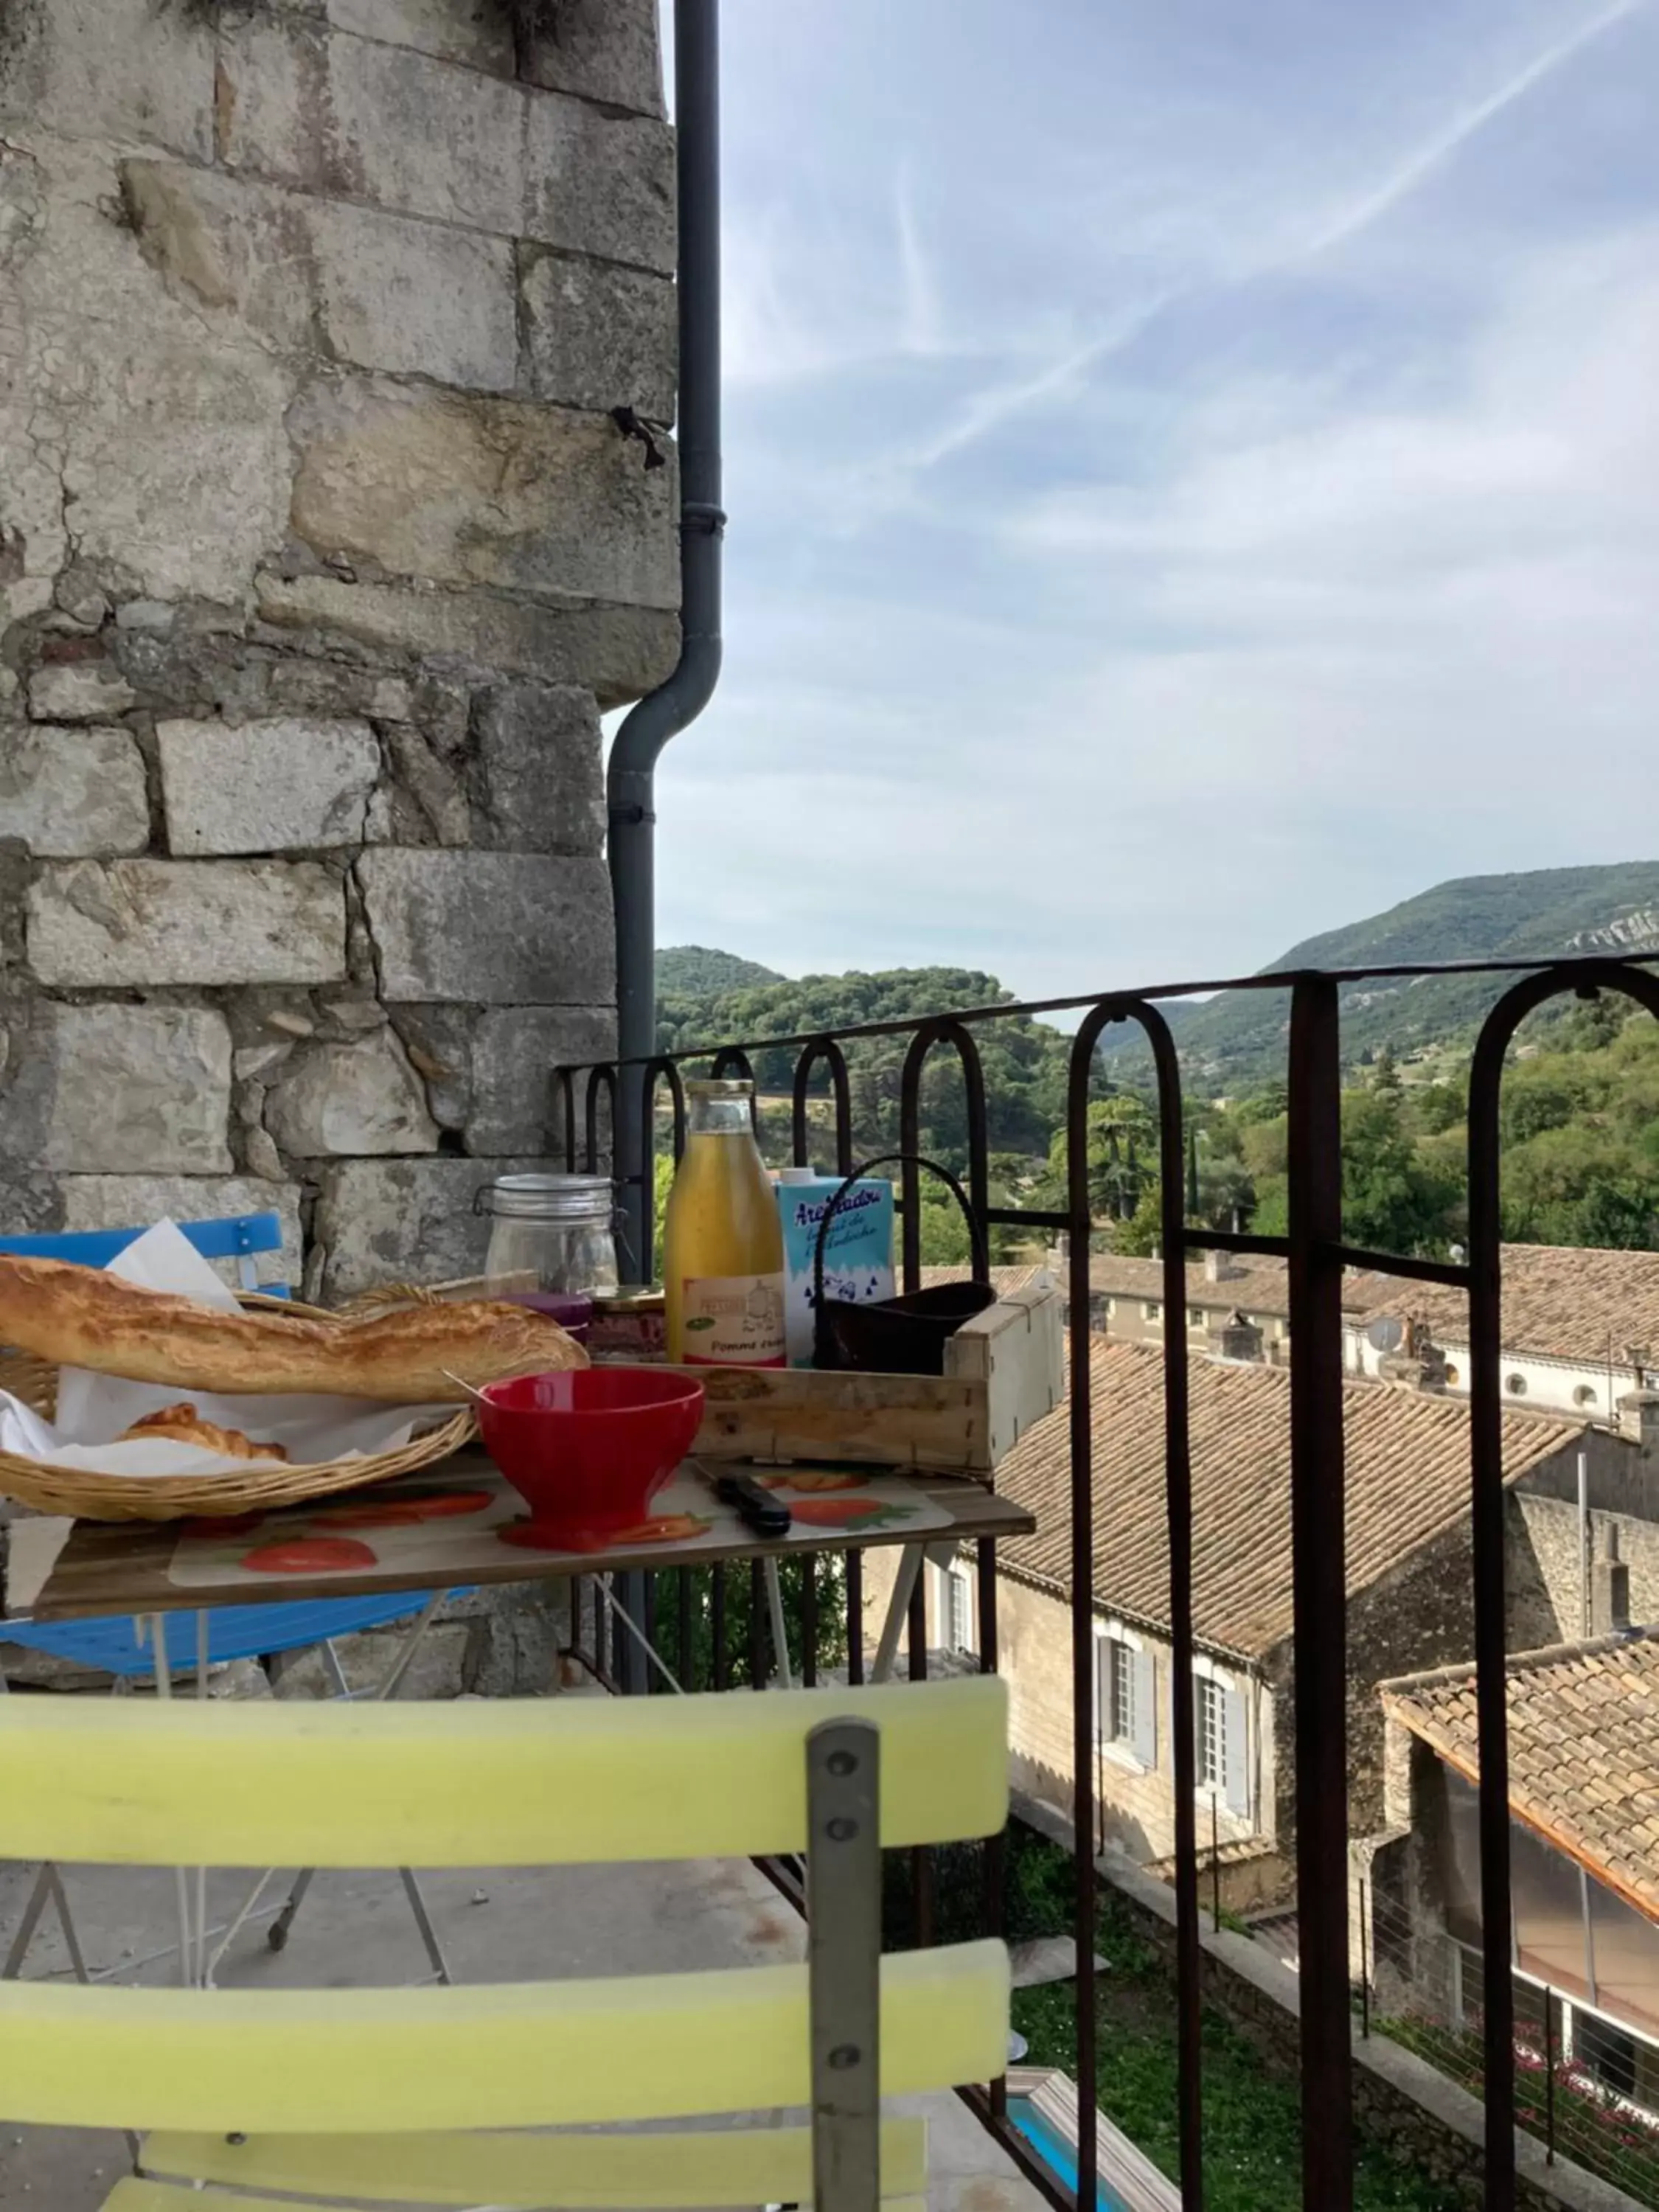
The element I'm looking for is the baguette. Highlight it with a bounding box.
[0,1255,587,1402]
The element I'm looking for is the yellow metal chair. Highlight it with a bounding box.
[0,1674,1010,2212]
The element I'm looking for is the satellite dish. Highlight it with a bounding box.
[1366,1315,1405,1354]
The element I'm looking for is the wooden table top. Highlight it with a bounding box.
[11,1454,1036,1624]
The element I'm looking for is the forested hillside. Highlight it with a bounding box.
[1100,861,1659,1093]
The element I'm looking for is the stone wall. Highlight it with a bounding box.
[0,0,674,1293]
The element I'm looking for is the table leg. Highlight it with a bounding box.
[763,1558,793,1691]
[148,1616,197,1988]
[869,1542,961,1684]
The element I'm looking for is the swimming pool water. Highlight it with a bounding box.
[1007,2096,1130,2211]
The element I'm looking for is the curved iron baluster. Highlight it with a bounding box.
[897,1019,990,1291]
[790,1034,854,1173]
[631,1057,687,1281]
[552,1067,578,1174]
[1464,958,1659,2210]
[1064,995,1199,2212]
[582,1065,616,1177]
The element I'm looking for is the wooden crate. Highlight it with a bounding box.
[681,1281,1062,1481]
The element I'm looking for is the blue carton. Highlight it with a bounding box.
[775,1169,895,1368]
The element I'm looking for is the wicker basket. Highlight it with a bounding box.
[0,1290,475,1524]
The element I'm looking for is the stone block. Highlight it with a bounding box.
[0,725,150,857]
[328,32,524,231]
[215,9,329,187]
[468,680,604,852]
[518,0,665,117]
[27,662,136,722]
[263,1030,439,1157]
[355,847,613,1004]
[255,571,681,709]
[466,1004,616,1155]
[28,860,346,987]
[310,199,518,392]
[327,0,515,75]
[288,379,679,611]
[524,94,675,275]
[312,1153,557,1299]
[159,717,380,855]
[521,251,675,418]
[59,1175,304,1289]
[225,21,524,232]
[119,159,322,355]
[0,1003,232,1175]
[0,0,216,159]
[0,135,299,608]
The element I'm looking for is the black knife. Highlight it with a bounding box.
[712,1470,792,1538]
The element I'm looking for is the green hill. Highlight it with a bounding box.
[1103,862,1659,1093]
[655,945,785,997]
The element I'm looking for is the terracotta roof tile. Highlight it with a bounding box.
[995,1338,1576,1659]
[1383,1633,1659,1922]
[1343,1243,1659,1366]
[1083,1254,1290,1316]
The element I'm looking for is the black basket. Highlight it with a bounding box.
[811,1152,995,1376]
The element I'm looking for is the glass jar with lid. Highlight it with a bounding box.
[477,1173,620,1305]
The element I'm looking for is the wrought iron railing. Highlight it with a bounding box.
[554,954,1659,2212]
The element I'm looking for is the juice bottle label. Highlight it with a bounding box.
[678,1273,787,1366]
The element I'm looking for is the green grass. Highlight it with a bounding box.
[1010,1876,1464,2212]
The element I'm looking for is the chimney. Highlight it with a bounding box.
[1217,1310,1265,1363]
[1618,1388,1659,1455]
[1204,1249,1241,1286]
[1592,1525,1632,1637]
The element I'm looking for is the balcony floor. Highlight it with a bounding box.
[1,1847,1046,2212]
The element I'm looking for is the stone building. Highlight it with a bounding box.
[875,1337,1607,1907]
[1376,1632,1659,2112]
[0,0,675,1296]
[1344,1241,1659,1423]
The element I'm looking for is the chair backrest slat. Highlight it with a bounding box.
[141,2116,930,2206]
[0,1945,1009,2135]
[0,1677,1006,1868]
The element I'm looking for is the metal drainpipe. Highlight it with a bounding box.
[608,0,724,1283]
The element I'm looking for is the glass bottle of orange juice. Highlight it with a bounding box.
[664,1079,786,1366]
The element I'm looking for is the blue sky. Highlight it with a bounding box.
[644,0,1659,998]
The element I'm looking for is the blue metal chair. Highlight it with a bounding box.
[0,1211,291,1293]
[0,1216,465,1982]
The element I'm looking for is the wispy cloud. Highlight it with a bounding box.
[1293,0,1649,261]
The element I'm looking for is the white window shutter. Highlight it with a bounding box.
[1093,1636,1110,1745]
[1132,1646,1157,1768]
[1222,1686,1250,1817]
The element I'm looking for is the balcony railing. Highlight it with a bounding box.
[554,953,1659,2212]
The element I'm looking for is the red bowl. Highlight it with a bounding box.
[477,1367,706,1551]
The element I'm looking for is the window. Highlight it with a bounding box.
[1187,1307,1206,1329]
[1577,2012,1638,2100]
[1193,1666,1251,1817]
[1196,1675,1226,1791]
[1506,1373,1528,1397]
[1575,1384,1599,1408]
[1444,1363,1461,1387]
[1142,1301,1161,1323]
[936,1562,976,1655]
[1095,1628,1155,1767]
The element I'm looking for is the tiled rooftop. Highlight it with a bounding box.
[1081,1253,1291,1316]
[1383,1631,1659,1923]
[994,1339,1577,1658]
[1342,1241,1659,1366]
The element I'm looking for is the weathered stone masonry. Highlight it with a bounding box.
[0,0,674,1296]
